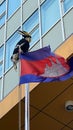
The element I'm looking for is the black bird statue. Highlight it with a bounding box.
[11,30,31,69]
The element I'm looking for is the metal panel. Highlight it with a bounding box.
[0,26,5,45]
[4,64,19,97]
[22,0,38,23]
[64,8,73,38]
[42,21,63,51]
[7,8,21,40]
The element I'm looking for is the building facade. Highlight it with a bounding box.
[0,0,73,130]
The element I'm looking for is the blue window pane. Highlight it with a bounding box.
[64,0,73,13]
[0,65,3,77]
[30,28,39,46]
[23,11,39,46]
[0,46,4,63]
[41,0,60,34]
[5,32,21,71]
[0,14,5,27]
[0,46,4,77]
[8,0,21,18]
[23,11,39,32]
[0,1,6,15]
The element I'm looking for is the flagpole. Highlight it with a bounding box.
[38,0,43,48]
[18,85,21,130]
[25,83,30,130]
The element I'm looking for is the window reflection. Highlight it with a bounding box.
[23,11,39,46]
[41,0,60,34]
[0,1,6,27]
[5,32,21,71]
[0,13,6,27]
[30,28,39,47]
[63,0,73,13]
[7,0,21,18]
[0,46,4,77]
[0,0,6,15]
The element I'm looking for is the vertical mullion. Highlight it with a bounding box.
[59,0,66,41]
[38,0,43,48]
[1,0,8,100]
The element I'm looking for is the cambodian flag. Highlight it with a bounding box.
[19,46,73,84]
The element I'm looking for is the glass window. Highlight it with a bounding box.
[23,11,39,46]
[0,1,6,27]
[0,46,4,77]
[41,0,60,34]
[7,0,21,18]
[5,32,21,71]
[63,0,73,13]
[0,0,6,15]
[23,11,39,32]
[0,13,5,27]
[30,28,39,47]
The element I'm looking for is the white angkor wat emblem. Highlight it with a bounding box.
[40,59,69,78]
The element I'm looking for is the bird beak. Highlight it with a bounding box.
[17,30,31,38]
[17,30,24,35]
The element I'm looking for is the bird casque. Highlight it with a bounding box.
[11,30,31,70]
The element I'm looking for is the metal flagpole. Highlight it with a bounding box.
[18,0,22,129]
[24,1,42,130]
[18,85,21,130]
[59,0,66,41]
[25,83,30,130]
[38,0,43,48]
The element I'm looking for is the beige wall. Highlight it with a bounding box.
[0,83,39,118]
[55,34,73,59]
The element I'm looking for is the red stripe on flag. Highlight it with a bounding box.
[20,57,52,76]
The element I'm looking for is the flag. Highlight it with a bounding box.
[19,46,73,84]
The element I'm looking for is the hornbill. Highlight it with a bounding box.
[11,30,31,69]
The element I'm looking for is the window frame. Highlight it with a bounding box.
[63,0,73,13]
[41,0,60,35]
[7,0,21,18]
[22,10,40,48]
[0,45,4,77]
[5,30,21,71]
[0,0,6,27]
